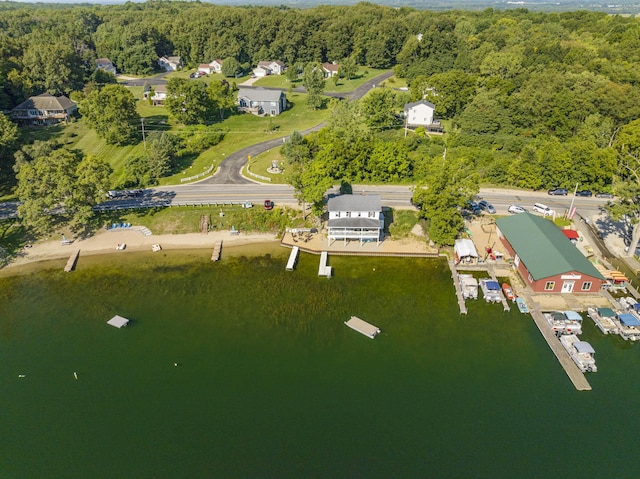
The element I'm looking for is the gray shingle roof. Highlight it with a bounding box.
[328,194,381,212]
[238,87,284,102]
[12,93,76,111]
[495,213,604,280]
[404,100,435,110]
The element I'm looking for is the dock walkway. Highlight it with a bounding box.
[318,251,331,277]
[286,246,299,271]
[64,249,80,272]
[447,260,467,315]
[211,241,222,261]
[344,316,381,339]
[526,295,591,391]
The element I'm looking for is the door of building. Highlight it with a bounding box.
[561,281,575,293]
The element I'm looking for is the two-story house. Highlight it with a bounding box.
[237,88,286,116]
[254,60,286,77]
[143,85,167,106]
[404,100,443,132]
[11,93,77,126]
[209,59,223,74]
[95,58,117,75]
[327,194,384,245]
[158,56,182,71]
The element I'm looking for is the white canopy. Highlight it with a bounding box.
[107,315,130,328]
[455,239,478,259]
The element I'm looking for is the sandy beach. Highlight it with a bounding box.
[4,227,279,270]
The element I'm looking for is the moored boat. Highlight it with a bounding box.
[587,307,619,335]
[614,313,640,341]
[560,334,597,372]
[502,283,516,301]
[543,311,583,335]
[515,297,529,314]
[458,274,478,300]
[479,279,501,303]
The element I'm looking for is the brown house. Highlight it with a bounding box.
[495,213,605,294]
[11,93,77,126]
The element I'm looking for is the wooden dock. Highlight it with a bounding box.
[211,241,222,261]
[318,251,332,278]
[344,316,381,339]
[448,260,467,315]
[64,249,80,272]
[286,246,299,271]
[527,300,591,391]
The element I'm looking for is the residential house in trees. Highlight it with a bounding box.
[322,62,340,78]
[404,100,443,132]
[237,88,286,116]
[209,59,223,74]
[143,85,167,106]
[158,56,182,71]
[95,58,117,75]
[198,64,213,75]
[11,93,77,126]
[327,194,384,245]
[254,60,286,77]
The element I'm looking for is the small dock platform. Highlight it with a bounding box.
[489,267,510,312]
[318,251,332,278]
[529,303,591,391]
[64,249,80,272]
[344,316,381,339]
[286,246,299,271]
[448,260,467,315]
[211,241,222,261]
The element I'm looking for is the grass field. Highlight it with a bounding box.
[245,148,289,185]
[252,68,390,93]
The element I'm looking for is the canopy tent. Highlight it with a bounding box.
[575,341,596,354]
[562,311,583,321]
[617,313,640,327]
[597,307,616,317]
[561,230,580,240]
[107,315,130,328]
[454,239,478,262]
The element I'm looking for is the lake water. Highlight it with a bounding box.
[1,245,639,478]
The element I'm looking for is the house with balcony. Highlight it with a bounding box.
[327,194,384,245]
[404,100,443,133]
[143,85,167,106]
[237,88,286,116]
[11,93,77,126]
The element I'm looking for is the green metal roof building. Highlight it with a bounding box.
[495,213,605,294]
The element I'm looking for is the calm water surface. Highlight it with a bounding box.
[1,245,639,478]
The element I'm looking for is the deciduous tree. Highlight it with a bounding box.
[79,84,140,145]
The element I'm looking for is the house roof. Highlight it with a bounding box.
[165,56,181,63]
[199,63,210,69]
[405,100,435,110]
[12,93,76,111]
[238,87,284,102]
[495,213,604,281]
[454,239,478,258]
[154,85,167,93]
[210,59,223,65]
[328,217,381,228]
[328,194,381,212]
[322,62,340,72]
[95,58,112,65]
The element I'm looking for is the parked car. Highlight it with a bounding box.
[264,200,274,210]
[595,192,614,198]
[548,188,568,196]
[576,190,593,197]
[533,203,553,216]
[478,200,496,214]
[241,201,253,208]
[508,204,526,214]
[467,201,481,214]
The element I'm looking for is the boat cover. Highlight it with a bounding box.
[563,311,583,321]
[597,307,616,317]
[575,341,595,354]
[485,280,500,291]
[618,313,640,327]
[633,303,640,313]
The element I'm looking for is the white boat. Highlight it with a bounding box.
[116,243,126,250]
[560,334,597,373]
[479,279,501,303]
[515,297,529,314]
[543,311,583,335]
[587,307,619,335]
[614,313,640,341]
[458,274,478,300]
[152,244,162,252]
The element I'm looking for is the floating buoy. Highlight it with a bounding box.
[73,372,78,380]
[174,363,178,367]
[18,374,26,378]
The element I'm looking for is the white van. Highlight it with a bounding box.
[532,203,553,216]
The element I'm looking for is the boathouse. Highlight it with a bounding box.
[495,213,605,294]
[454,239,478,265]
[327,194,384,245]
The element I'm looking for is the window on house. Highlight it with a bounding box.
[582,282,592,291]
[369,212,375,218]
[544,281,555,290]
[335,212,340,218]
[346,212,351,217]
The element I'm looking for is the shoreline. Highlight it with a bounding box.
[2,228,280,273]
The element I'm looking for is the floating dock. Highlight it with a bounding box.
[448,260,467,315]
[344,316,381,339]
[528,303,591,391]
[64,249,80,272]
[286,246,299,271]
[107,315,130,328]
[318,251,332,278]
[211,241,222,261]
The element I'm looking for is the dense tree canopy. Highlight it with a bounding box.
[79,84,140,145]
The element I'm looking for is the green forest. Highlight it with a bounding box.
[1,1,640,242]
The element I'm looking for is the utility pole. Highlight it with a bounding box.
[141,118,146,149]
[568,182,579,219]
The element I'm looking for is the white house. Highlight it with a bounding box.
[322,62,340,78]
[327,194,384,245]
[257,60,286,75]
[198,63,212,75]
[252,65,271,77]
[404,100,436,127]
[209,59,223,74]
[158,56,182,71]
[143,85,167,106]
[95,58,116,75]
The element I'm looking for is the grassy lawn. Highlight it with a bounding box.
[246,148,289,184]
[386,209,422,238]
[378,75,408,89]
[252,67,390,93]
[97,204,305,235]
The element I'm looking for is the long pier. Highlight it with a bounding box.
[211,241,222,261]
[64,249,80,272]
[447,260,467,315]
[527,297,592,391]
